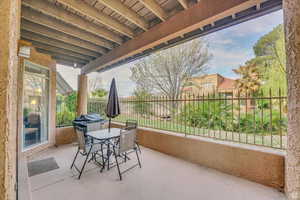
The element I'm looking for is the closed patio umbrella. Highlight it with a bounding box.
[106,78,120,131]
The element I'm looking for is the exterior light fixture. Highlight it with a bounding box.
[30,99,37,105]
[18,40,31,58]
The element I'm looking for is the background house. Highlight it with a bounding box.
[183,74,237,97]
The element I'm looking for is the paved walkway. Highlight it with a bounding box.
[28,144,286,200]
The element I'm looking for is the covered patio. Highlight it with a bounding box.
[1,0,300,200]
[27,145,285,200]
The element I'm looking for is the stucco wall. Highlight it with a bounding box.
[0,0,21,199]
[112,122,285,190]
[55,126,76,146]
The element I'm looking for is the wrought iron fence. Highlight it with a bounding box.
[88,89,287,149]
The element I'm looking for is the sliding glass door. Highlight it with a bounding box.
[23,61,50,149]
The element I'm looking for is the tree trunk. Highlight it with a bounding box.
[283,0,300,199]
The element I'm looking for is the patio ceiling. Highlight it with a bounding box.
[20,0,282,73]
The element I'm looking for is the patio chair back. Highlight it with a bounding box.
[113,128,141,180]
[118,129,137,154]
[75,127,87,152]
[87,122,103,132]
[125,120,137,130]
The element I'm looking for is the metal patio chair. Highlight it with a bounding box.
[70,126,105,179]
[86,121,108,163]
[125,120,141,153]
[112,129,141,180]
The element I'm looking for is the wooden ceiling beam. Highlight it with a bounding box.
[55,59,84,68]
[21,31,101,58]
[37,49,89,64]
[30,41,94,61]
[55,0,135,38]
[82,0,262,74]
[21,20,107,55]
[96,0,149,31]
[21,7,114,50]
[176,0,189,9]
[22,0,123,44]
[138,0,168,21]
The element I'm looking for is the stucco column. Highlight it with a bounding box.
[0,0,21,199]
[77,74,88,116]
[284,0,300,199]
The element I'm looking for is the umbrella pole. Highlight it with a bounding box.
[109,118,111,132]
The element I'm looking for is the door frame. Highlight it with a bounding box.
[21,60,51,152]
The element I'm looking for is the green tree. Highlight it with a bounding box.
[65,91,77,113]
[132,89,152,116]
[252,24,286,94]
[88,77,107,98]
[91,88,108,98]
[56,92,77,126]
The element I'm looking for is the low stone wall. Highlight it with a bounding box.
[112,122,285,190]
[55,126,76,146]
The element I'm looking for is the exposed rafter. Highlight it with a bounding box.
[82,0,264,74]
[22,0,123,44]
[139,0,168,21]
[55,0,135,38]
[96,0,149,31]
[37,49,89,64]
[21,20,107,54]
[21,7,114,50]
[21,6,114,49]
[30,41,95,61]
[55,59,84,68]
[176,0,189,9]
[21,31,101,58]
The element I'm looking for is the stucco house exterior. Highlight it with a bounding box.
[183,74,237,96]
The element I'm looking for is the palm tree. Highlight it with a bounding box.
[233,63,261,95]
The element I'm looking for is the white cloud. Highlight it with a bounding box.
[208,47,253,76]
[221,10,283,38]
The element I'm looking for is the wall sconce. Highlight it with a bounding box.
[30,99,37,105]
[18,40,31,58]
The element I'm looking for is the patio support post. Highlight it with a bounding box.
[0,0,21,199]
[77,74,88,116]
[284,0,300,199]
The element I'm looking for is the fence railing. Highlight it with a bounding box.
[88,91,287,149]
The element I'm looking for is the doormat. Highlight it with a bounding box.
[28,157,59,177]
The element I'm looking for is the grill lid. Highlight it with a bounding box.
[73,114,105,128]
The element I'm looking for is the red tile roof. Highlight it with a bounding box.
[218,78,236,90]
[183,87,193,91]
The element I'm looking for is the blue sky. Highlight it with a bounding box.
[57,10,283,97]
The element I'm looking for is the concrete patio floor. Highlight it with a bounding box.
[28,144,286,200]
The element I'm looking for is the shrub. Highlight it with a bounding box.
[56,102,75,127]
[180,99,232,130]
[180,100,287,135]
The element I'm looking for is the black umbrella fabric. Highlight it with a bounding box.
[106,78,120,131]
